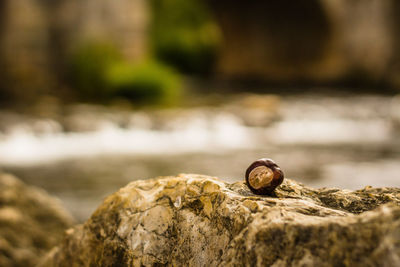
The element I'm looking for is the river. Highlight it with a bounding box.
[1,92,399,221]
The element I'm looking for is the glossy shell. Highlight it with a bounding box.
[245,158,284,195]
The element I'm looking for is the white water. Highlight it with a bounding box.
[0,111,394,166]
[0,113,253,165]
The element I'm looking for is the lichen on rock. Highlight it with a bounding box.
[39,174,400,266]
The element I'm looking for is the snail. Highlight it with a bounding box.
[245,158,284,195]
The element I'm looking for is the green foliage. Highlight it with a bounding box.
[106,61,182,106]
[68,42,182,106]
[68,42,122,101]
[150,0,220,74]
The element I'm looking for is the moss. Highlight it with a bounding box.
[105,61,182,106]
[68,42,182,106]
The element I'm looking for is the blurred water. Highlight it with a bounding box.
[0,93,399,221]
[0,113,252,165]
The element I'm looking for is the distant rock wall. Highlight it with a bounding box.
[0,0,51,102]
[208,0,400,86]
[0,0,149,103]
[39,174,400,266]
[48,0,149,61]
[2,0,400,100]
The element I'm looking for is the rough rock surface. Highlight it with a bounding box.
[0,173,75,267]
[40,174,400,266]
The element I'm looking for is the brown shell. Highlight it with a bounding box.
[245,158,284,195]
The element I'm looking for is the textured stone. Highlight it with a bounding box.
[40,174,400,266]
[0,173,75,267]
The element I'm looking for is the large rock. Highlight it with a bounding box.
[0,173,75,267]
[39,174,400,266]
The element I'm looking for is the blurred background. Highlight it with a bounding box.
[0,0,400,221]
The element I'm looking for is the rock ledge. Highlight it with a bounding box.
[40,174,400,266]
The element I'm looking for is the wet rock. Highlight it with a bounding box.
[0,173,75,267]
[39,174,400,266]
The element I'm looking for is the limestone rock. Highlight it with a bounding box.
[40,174,400,266]
[0,173,75,267]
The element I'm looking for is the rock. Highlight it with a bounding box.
[0,173,75,267]
[39,174,400,266]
